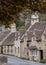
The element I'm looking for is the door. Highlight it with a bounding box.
[40,50,43,60]
[1,46,3,54]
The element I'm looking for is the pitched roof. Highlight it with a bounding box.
[19,29,25,38]
[19,22,46,41]
[19,22,31,39]
[1,31,19,46]
[0,26,19,46]
[0,30,10,41]
[30,22,46,31]
[2,33,15,46]
[27,30,42,40]
[27,22,46,40]
[27,31,33,40]
[35,30,42,40]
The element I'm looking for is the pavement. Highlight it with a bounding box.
[0,55,46,65]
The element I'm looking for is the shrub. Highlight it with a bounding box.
[40,59,46,63]
[15,19,25,28]
[21,57,29,60]
[33,60,37,62]
[0,56,7,63]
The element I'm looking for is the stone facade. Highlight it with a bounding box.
[20,36,29,58]
[0,12,46,62]
[20,33,46,61]
[0,23,21,58]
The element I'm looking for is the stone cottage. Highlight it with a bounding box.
[20,11,46,61]
[0,23,21,57]
[20,22,46,61]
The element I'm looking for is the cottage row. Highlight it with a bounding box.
[0,12,46,61]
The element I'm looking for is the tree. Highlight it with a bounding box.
[14,19,25,28]
[0,0,46,27]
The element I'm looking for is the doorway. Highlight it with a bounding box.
[40,50,43,60]
[1,46,3,54]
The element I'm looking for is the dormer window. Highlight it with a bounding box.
[36,39,42,42]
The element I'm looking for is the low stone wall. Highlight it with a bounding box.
[0,56,7,63]
[2,63,15,65]
[0,63,3,65]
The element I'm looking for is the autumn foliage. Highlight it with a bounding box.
[0,0,46,26]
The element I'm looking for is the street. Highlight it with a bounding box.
[1,55,46,65]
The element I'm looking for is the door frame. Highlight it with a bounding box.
[40,50,43,60]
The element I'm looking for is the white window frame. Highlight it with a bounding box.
[30,50,37,56]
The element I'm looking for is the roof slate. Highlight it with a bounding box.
[2,33,15,46]
[0,31,10,41]
[27,22,46,40]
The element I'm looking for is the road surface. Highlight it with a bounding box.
[0,55,46,65]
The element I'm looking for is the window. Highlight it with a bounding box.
[11,46,13,53]
[18,47,19,53]
[27,43,29,47]
[27,52,29,56]
[7,46,9,52]
[15,47,16,53]
[30,50,37,56]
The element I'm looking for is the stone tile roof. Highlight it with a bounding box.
[2,33,15,46]
[30,22,46,31]
[27,30,42,41]
[15,32,18,40]
[0,26,19,46]
[0,30,10,41]
[35,30,42,40]
[19,29,25,39]
[19,22,31,39]
[27,22,46,40]
[19,22,46,41]
[1,31,19,46]
[27,31,33,40]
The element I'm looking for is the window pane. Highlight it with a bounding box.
[11,46,13,53]
[18,47,19,53]
[15,47,16,53]
[30,50,37,56]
